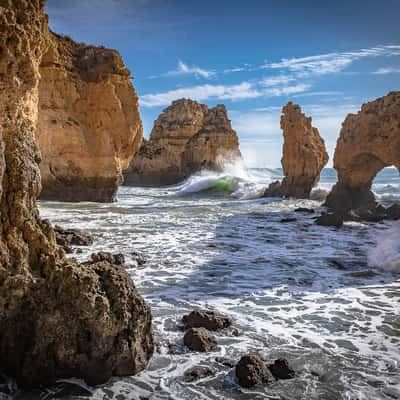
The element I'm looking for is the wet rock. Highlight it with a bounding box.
[280,217,297,223]
[268,358,295,380]
[131,251,146,266]
[183,328,217,352]
[349,270,378,278]
[45,380,94,398]
[387,204,400,220]
[54,225,94,251]
[315,213,343,228]
[183,309,232,331]
[235,354,273,388]
[87,252,125,266]
[328,259,347,270]
[215,357,236,368]
[295,207,315,213]
[263,181,282,197]
[352,207,386,222]
[184,366,214,382]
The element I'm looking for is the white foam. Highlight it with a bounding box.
[368,222,400,272]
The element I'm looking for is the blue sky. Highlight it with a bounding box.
[46,0,400,167]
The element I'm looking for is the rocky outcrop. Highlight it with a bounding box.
[0,0,153,388]
[124,99,241,186]
[182,309,232,331]
[37,31,142,202]
[264,102,328,198]
[325,92,400,213]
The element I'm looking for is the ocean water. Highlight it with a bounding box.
[23,166,400,399]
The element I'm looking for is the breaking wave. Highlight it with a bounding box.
[368,222,400,272]
[176,157,272,200]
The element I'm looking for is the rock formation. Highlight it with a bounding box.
[264,102,328,198]
[0,0,153,387]
[325,92,400,213]
[124,99,241,186]
[37,31,142,202]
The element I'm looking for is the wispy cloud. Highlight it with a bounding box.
[162,60,216,79]
[262,45,400,76]
[141,81,311,107]
[261,75,296,87]
[140,82,261,107]
[373,67,400,74]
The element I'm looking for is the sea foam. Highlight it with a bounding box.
[368,222,400,272]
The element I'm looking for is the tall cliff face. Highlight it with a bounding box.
[37,32,143,202]
[0,0,153,387]
[264,102,328,199]
[124,99,241,186]
[325,92,400,213]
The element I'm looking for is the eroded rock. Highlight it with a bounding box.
[124,99,241,186]
[182,309,232,331]
[235,354,273,388]
[184,366,214,382]
[37,32,143,202]
[183,328,217,352]
[87,252,125,266]
[264,103,328,199]
[325,92,400,214]
[0,1,153,387]
[268,358,295,380]
[54,225,93,253]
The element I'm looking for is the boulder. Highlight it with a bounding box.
[0,1,153,387]
[54,225,93,252]
[124,99,241,186]
[87,252,125,266]
[387,204,400,220]
[37,32,143,202]
[315,213,344,228]
[235,354,273,388]
[268,358,295,380]
[183,328,217,352]
[182,309,232,331]
[325,92,400,214]
[184,366,214,382]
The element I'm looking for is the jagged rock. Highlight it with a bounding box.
[54,225,93,253]
[268,358,295,380]
[86,252,125,266]
[0,0,153,388]
[124,99,241,186]
[325,92,400,214]
[183,328,217,352]
[37,31,143,202]
[235,354,273,388]
[387,204,400,220]
[183,366,214,382]
[182,309,232,331]
[264,103,328,199]
[315,213,343,228]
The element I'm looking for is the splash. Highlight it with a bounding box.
[176,156,271,200]
[368,222,400,272]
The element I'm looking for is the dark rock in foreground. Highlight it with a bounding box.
[268,358,295,380]
[54,225,93,252]
[235,354,273,388]
[87,252,125,266]
[184,366,214,382]
[387,204,400,220]
[295,207,315,214]
[183,309,232,331]
[183,328,217,352]
[315,213,343,228]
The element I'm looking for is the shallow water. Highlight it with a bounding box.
[16,168,400,399]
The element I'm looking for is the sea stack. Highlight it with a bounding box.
[0,0,153,387]
[37,32,143,202]
[264,102,328,198]
[325,91,400,214]
[124,98,241,186]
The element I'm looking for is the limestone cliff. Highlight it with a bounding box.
[37,31,143,202]
[325,92,400,213]
[124,99,241,186]
[264,102,328,198]
[0,0,153,387]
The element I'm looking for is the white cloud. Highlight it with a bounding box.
[373,67,400,74]
[262,45,400,76]
[164,60,216,79]
[264,83,311,96]
[140,82,262,107]
[261,75,296,87]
